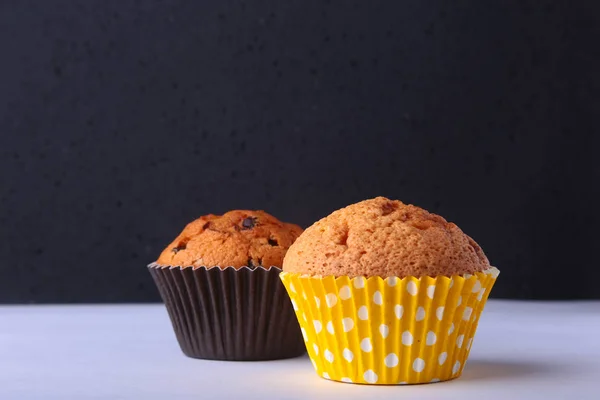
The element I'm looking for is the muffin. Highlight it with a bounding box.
[149,210,305,361]
[280,197,499,384]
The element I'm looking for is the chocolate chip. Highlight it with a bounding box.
[246,258,258,269]
[171,241,188,253]
[410,219,434,230]
[202,222,211,230]
[241,217,257,230]
[268,238,278,246]
[381,201,397,216]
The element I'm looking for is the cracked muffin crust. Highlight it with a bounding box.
[283,197,490,278]
[157,210,303,269]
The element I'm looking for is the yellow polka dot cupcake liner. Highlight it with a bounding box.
[280,267,499,385]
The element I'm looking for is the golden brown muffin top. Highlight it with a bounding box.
[157,210,303,269]
[283,197,490,278]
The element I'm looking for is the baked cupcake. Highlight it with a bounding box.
[280,197,499,384]
[149,210,305,361]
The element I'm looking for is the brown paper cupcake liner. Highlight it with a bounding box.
[148,263,305,361]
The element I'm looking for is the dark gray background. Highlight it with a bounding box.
[1,1,598,303]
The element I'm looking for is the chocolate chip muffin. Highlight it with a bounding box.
[149,210,305,361]
[283,196,490,278]
[279,197,499,384]
[157,210,302,268]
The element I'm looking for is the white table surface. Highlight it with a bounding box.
[1,300,599,400]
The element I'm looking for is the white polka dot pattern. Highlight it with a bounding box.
[379,324,389,339]
[343,348,354,362]
[413,358,426,372]
[339,285,351,300]
[353,277,365,289]
[342,318,354,332]
[325,293,337,308]
[452,361,461,375]
[373,291,383,305]
[363,370,378,384]
[357,306,369,320]
[394,305,404,319]
[463,307,473,321]
[407,281,418,296]
[438,352,447,365]
[436,307,444,320]
[324,349,334,363]
[385,353,399,367]
[313,320,322,333]
[360,338,373,352]
[416,307,426,321]
[448,323,455,335]
[427,285,436,299]
[326,321,335,334]
[279,267,499,385]
[426,331,437,345]
[477,288,486,301]
[401,331,413,346]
